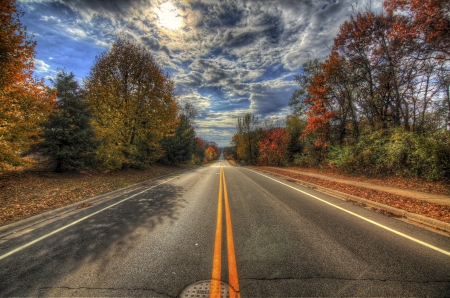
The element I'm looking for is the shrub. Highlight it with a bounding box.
[326,129,450,181]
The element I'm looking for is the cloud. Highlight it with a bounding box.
[34,59,51,72]
[19,0,384,146]
[248,78,297,115]
[177,91,211,114]
[40,15,61,23]
[140,35,172,57]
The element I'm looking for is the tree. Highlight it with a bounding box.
[289,59,322,117]
[84,36,179,169]
[205,147,217,161]
[40,70,98,172]
[301,70,335,149]
[205,141,221,159]
[231,113,261,164]
[192,137,206,165]
[285,114,305,161]
[222,146,236,160]
[159,104,197,165]
[258,128,289,166]
[384,0,450,130]
[0,0,56,171]
[384,0,450,57]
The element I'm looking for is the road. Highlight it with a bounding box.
[0,159,449,297]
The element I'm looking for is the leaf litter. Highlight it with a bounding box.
[0,165,193,226]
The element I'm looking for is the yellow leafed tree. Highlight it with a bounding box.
[84,37,179,169]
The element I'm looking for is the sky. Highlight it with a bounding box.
[18,0,382,147]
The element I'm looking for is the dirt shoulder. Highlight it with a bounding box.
[283,166,450,196]
[248,166,450,224]
[0,164,195,227]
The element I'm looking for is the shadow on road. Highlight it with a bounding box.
[0,182,186,296]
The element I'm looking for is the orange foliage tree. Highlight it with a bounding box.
[258,128,289,166]
[0,0,56,170]
[205,147,217,161]
[301,71,335,149]
[205,141,221,159]
[384,0,450,57]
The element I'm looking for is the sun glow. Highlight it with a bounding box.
[154,2,183,30]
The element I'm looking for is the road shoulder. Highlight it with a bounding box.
[248,166,450,235]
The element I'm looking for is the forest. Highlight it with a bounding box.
[0,0,220,173]
[229,0,450,181]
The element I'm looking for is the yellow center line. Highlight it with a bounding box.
[210,167,241,298]
[223,168,241,297]
[210,167,223,297]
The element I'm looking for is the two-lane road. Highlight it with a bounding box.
[1,160,449,297]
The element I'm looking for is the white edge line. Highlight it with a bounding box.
[247,169,450,257]
[0,175,179,261]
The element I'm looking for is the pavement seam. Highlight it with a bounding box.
[37,286,174,297]
[240,277,450,283]
[251,168,450,233]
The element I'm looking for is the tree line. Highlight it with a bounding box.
[230,0,450,180]
[0,0,220,172]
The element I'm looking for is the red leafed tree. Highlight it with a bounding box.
[258,128,289,166]
[0,0,56,171]
[384,0,450,57]
[195,137,205,149]
[301,71,336,149]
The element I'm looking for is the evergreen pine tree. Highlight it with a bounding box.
[159,104,197,165]
[159,115,196,164]
[42,70,98,172]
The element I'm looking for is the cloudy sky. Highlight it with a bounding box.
[19,0,381,147]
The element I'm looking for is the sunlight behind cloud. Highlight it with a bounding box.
[154,2,182,30]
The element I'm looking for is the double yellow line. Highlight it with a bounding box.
[210,167,241,298]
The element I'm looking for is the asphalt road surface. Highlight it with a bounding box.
[1,159,449,297]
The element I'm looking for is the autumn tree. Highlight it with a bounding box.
[384,0,450,57]
[289,59,322,117]
[332,6,447,134]
[231,113,261,165]
[205,141,221,159]
[84,37,178,169]
[222,146,236,160]
[205,147,217,161]
[258,128,289,166]
[301,70,335,150]
[0,0,56,171]
[40,70,98,172]
[384,0,450,131]
[287,2,450,178]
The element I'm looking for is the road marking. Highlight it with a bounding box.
[210,167,223,296]
[223,168,241,297]
[210,167,241,298]
[0,176,179,261]
[248,169,450,257]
